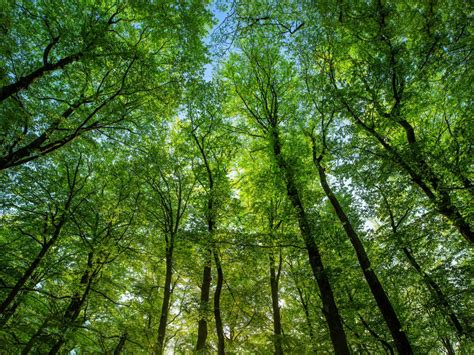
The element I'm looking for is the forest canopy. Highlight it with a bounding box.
[0,0,472,354]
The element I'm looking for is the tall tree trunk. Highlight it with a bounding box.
[358,313,394,355]
[48,252,95,354]
[337,97,473,244]
[399,117,473,244]
[270,128,350,354]
[401,246,466,337]
[293,280,317,353]
[114,332,127,355]
[269,249,283,355]
[192,128,226,353]
[0,218,65,319]
[196,248,212,353]
[155,235,175,354]
[346,289,394,355]
[21,318,50,354]
[383,196,468,339]
[0,298,21,328]
[312,148,413,354]
[441,337,456,355]
[213,247,225,355]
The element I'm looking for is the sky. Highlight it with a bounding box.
[203,2,231,82]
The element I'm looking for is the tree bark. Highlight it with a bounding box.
[0,216,66,320]
[293,280,317,353]
[384,197,468,339]
[213,247,225,355]
[346,289,394,355]
[398,118,473,245]
[337,96,473,244]
[312,150,413,354]
[441,337,456,355]
[357,313,394,355]
[114,332,127,355]
[196,248,212,353]
[270,128,350,354]
[48,252,95,354]
[155,235,175,354]
[370,0,473,243]
[21,318,50,354]
[0,52,83,103]
[192,127,226,353]
[401,246,466,337]
[269,249,283,355]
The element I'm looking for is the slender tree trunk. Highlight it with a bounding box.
[343,1,473,244]
[441,336,456,355]
[293,281,317,353]
[401,246,466,337]
[0,297,23,328]
[213,247,225,355]
[0,219,65,319]
[270,128,350,354]
[21,318,50,354]
[401,118,473,244]
[358,313,394,355]
[48,252,95,354]
[192,128,226,353]
[114,332,127,355]
[196,248,212,353]
[383,196,468,339]
[269,249,283,355]
[312,150,413,354]
[346,289,394,355]
[155,236,175,354]
[338,98,473,244]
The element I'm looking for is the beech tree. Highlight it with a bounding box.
[1,1,472,353]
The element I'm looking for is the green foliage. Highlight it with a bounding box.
[0,1,472,354]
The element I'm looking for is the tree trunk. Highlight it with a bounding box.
[441,336,456,355]
[196,248,212,353]
[155,236,175,354]
[192,128,225,353]
[21,318,50,354]
[313,151,413,354]
[270,128,350,354]
[346,289,394,355]
[358,313,394,355]
[114,332,127,355]
[293,280,317,353]
[0,219,65,319]
[213,247,225,355]
[402,121,474,243]
[48,252,95,354]
[269,250,283,355]
[338,99,473,244]
[401,246,466,337]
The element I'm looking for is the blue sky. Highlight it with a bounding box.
[203,2,230,81]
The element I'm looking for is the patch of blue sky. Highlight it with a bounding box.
[203,1,232,82]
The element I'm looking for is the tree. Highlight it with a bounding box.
[0,153,92,324]
[1,1,472,353]
[0,1,211,170]
[225,41,350,354]
[187,81,236,353]
[304,0,473,244]
[140,135,195,354]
